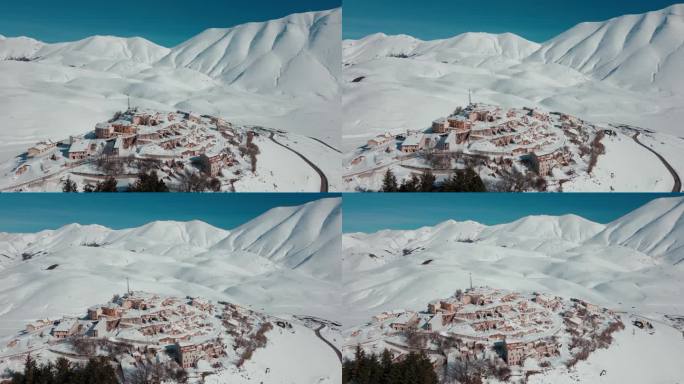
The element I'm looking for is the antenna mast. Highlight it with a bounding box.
[468,89,472,105]
[127,277,130,295]
[469,272,473,290]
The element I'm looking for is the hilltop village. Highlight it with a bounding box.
[1,292,285,381]
[9,108,253,190]
[345,103,608,191]
[344,287,624,381]
[1,106,330,192]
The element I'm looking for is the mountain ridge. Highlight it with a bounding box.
[345,197,684,263]
[0,8,341,96]
[343,4,684,95]
[0,198,341,278]
[342,197,684,331]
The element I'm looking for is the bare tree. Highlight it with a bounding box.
[404,328,427,349]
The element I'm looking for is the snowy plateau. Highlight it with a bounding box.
[0,198,342,383]
[0,9,341,192]
[343,4,684,192]
[342,196,684,383]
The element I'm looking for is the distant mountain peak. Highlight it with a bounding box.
[529,3,684,93]
[0,9,340,97]
[156,8,340,97]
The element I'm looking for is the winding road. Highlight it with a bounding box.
[308,137,342,153]
[268,132,329,192]
[315,324,342,364]
[633,133,682,192]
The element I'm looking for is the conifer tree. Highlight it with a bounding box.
[419,170,436,192]
[95,176,118,192]
[128,171,169,192]
[62,177,78,192]
[381,169,398,192]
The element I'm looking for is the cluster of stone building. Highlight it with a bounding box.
[24,292,229,370]
[427,104,552,150]
[561,298,615,332]
[364,103,572,176]
[176,338,224,369]
[372,288,568,366]
[23,109,239,178]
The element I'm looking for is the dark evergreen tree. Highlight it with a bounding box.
[380,349,393,383]
[62,177,78,192]
[381,169,399,192]
[9,355,119,384]
[128,171,169,192]
[443,168,487,192]
[419,170,436,192]
[95,176,118,192]
[54,357,72,384]
[343,348,438,384]
[399,174,420,192]
[462,168,486,192]
[209,177,222,192]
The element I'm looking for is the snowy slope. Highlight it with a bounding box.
[0,36,44,60]
[159,9,340,98]
[477,215,607,253]
[36,36,170,65]
[589,196,684,264]
[528,317,684,384]
[342,197,684,328]
[214,198,341,279]
[345,32,540,65]
[0,9,340,94]
[0,8,342,161]
[0,198,341,337]
[530,4,684,94]
[342,4,684,152]
[0,198,340,272]
[484,215,605,243]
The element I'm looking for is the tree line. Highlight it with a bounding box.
[5,355,119,384]
[62,171,170,193]
[381,168,486,192]
[342,347,438,384]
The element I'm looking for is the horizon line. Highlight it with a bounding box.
[342,3,681,42]
[0,7,341,48]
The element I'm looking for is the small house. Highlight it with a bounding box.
[95,123,114,139]
[27,141,57,158]
[52,319,79,339]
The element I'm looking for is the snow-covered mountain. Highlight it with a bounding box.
[343,196,684,384]
[342,197,684,328]
[215,197,341,279]
[530,4,684,94]
[0,35,43,60]
[342,4,684,152]
[37,36,171,68]
[345,4,684,93]
[0,8,342,161]
[588,196,684,264]
[0,198,341,339]
[159,9,340,97]
[345,32,540,66]
[0,9,340,93]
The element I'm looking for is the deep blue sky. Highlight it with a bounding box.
[0,193,338,233]
[344,0,681,41]
[343,193,680,233]
[0,0,341,47]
